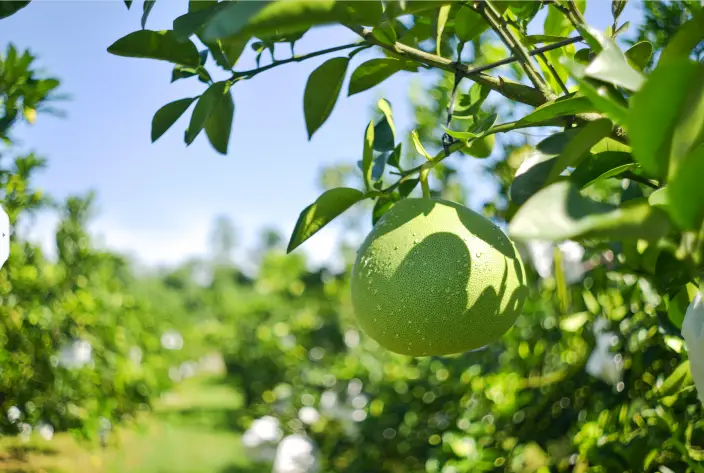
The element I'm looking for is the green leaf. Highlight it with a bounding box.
[173,2,225,41]
[411,130,431,160]
[442,126,477,141]
[510,130,578,205]
[628,59,704,179]
[372,154,387,181]
[560,311,589,332]
[151,97,196,142]
[219,37,248,68]
[518,95,596,127]
[201,0,383,43]
[648,187,669,210]
[373,116,394,152]
[185,81,229,145]
[563,60,629,126]
[123,0,132,9]
[624,41,653,71]
[362,120,375,191]
[372,23,397,46]
[387,143,402,169]
[372,194,400,225]
[613,21,631,37]
[667,145,704,230]
[669,67,704,180]
[107,30,200,67]
[657,361,693,398]
[582,30,645,91]
[509,181,671,242]
[611,0,627,22]
[471,112,498,135]
[287,187,365,253]
[304,57,349,139]
[0,1,30,19]
[198,49,208,65]
[668,288,691,330]
[436,4,451,55]
[399,178,419,197]
[141,0,156,29]
[204,87,234,154]
[546,118,613,184]
[200,1,272,42]
[590,137,631,154]
[453,83,491,119]
[377,98,396,139]
[574,48,593,64]
[658,6,704,65]
[544,4,571,36]
[570,151,635,189]
[455,5,488,42]
[171,66,198,82]
[348,58,412,96]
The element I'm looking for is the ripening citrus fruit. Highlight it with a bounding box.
[350,198,527,356]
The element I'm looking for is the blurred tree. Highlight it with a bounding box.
[209,214,238,264]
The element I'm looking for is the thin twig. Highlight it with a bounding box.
[348,23,583,108]
[461,36,583,76]
[231,42,365,80]
[536,51,570,95]
[381,118,563,194]
[345,23,548,107]
[478,0,554,100]
[550,0,585,32]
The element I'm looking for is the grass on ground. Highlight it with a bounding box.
[0,374,264,473]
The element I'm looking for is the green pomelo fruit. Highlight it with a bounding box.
[350,198,527,357]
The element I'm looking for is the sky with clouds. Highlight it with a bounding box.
[1,0,640,270]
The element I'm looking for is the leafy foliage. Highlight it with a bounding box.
[2,1,704,472]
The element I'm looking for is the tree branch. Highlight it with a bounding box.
[550,0,586,32]
[536,51,570,95]
[348,24,628,144]
[347,24,564,107]
[382,118,564,194]
[478,0,554,101]
[231,42,365,80]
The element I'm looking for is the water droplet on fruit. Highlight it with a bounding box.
[444,288,450,293]
[475,251,482,258]
[413,239,419,244]
[376,305,382,311]
[394,245,398,250]
[394,333,399,338]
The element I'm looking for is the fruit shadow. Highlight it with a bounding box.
[381,209,525,355]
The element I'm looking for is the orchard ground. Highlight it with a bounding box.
[0,367,256,473]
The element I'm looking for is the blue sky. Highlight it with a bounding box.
[1,1,640,269]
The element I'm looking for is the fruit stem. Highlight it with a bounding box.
[420,162,432,198]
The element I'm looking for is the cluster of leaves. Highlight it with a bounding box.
[212,248,703,472]
[4,0,704,471]
[0,45,202,439]
[92,0,704,470]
